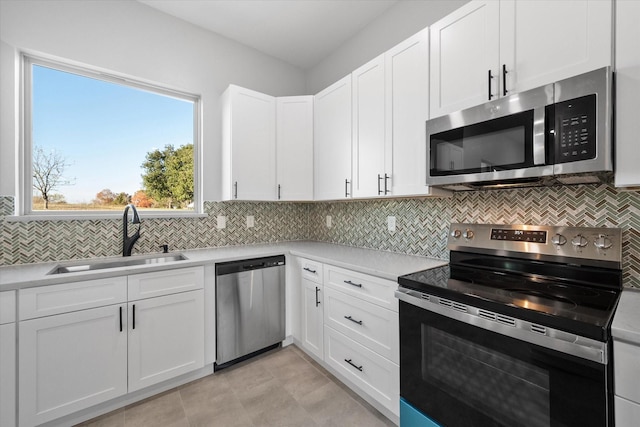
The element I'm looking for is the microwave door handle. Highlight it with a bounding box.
[533,105,548,165]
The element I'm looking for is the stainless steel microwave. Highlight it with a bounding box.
[426,67,613,190]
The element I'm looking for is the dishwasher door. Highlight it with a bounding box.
[215,255,285,367]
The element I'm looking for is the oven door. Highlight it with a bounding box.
[399,299,612,427]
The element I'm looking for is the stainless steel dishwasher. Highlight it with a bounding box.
[215,255,285,370]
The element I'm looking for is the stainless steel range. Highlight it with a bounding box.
[396,223,622,427]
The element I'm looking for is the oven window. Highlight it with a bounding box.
[423,326,550,427]
[429,109,534,176]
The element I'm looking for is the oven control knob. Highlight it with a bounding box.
[594,235,613,250]
[571,235,589,248]
[451,229,462,239]
[463,229,474,240]
[551,234,567,246]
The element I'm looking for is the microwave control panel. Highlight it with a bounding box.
[555,94,596,163]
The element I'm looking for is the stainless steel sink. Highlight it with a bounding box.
[48,254,187,275]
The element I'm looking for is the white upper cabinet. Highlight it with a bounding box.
[430,0,500,117]
[276,96,314,200]
[314,75,353,200]
[614,0,640,188]
[352,54,387,198]
[430,0,612,118]
[222,85,276,200]
[500,0,612,95]
[385,28,432,196]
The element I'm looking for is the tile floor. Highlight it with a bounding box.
[76,345,396,427]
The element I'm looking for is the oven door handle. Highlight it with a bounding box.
[395,287,607,365]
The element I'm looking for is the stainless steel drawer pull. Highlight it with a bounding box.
[344,280,362,288]
[315,287,321,307]
[303,267,317,274]
[344,358,363,372]
[344,315,363,325]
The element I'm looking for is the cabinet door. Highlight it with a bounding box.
[222,85,276,200]
[352,54,386,198]
[128,290,204,392]
[276,96,314,201]
[430,0,500,117]
[500,0,612,95]
[385,28,430,196]
[19,305,127,426]
[614,0,640,188]
[314,75,352,200]
[1,323,16,427]
[301,278,323,360]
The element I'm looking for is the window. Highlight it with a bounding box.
[22,55,201,216]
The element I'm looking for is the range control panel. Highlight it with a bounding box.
[555,94,597,163]
[491,228,547,243]
[448,223,622,267]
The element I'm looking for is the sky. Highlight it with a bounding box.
[32,64,194,204]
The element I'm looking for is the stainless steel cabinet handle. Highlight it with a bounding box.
[303,267,317,274]
[234,181,238,199]
[502,64,508,96]
[277,184,281,200]
[384,173,390,195]
[378,174,383,195]
[345,179,351,197]
[119,306,123,332]
[488,69,494,100]
[344,280,363,288]
[132,304,136,329]
[315,287,320,307]
[344,315,363,325]
[344,358,363,372]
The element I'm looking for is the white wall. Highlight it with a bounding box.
[306,0,468,94]
[0,0,306,202]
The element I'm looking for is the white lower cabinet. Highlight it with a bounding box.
[17,266,205,427]
[301,278,324,360]
[19,305,128,427]
[324,326,399,416]
[128,290,204,392]
[296,258,400,420]
[1,290,16,427]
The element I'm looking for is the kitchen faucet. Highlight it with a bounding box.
[123,204,141,257]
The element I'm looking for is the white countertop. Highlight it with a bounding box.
[0,241,447,291]
[612,288,640,344]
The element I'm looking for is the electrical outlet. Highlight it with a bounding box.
[216,215,226,229]
[387,216,396,233]
[246,215,255,228]
[326,215,332,228]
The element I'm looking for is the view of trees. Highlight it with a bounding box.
[33,143,193,210]
[32,146,74,209]
[141,144,194,209]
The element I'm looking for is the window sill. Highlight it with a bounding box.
[4,212,209,222]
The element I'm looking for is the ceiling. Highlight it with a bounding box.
[138,0,399,70]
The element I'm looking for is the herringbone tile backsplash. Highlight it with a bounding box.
[2,183,640,286]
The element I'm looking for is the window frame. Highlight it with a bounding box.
[19,53,203,219]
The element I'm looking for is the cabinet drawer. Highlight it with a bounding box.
[324,326,399,416]
[19,277,127,320]
[324,287,398,363]
[128,266,204,301]
[615,396,640,427]
[0,291,16,324]
[614,340,640,402]
[324,265,398,311]
[300,258,323,283]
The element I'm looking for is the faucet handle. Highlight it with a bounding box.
[160,244,169,254]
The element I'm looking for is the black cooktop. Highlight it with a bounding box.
[398,255,622,342]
